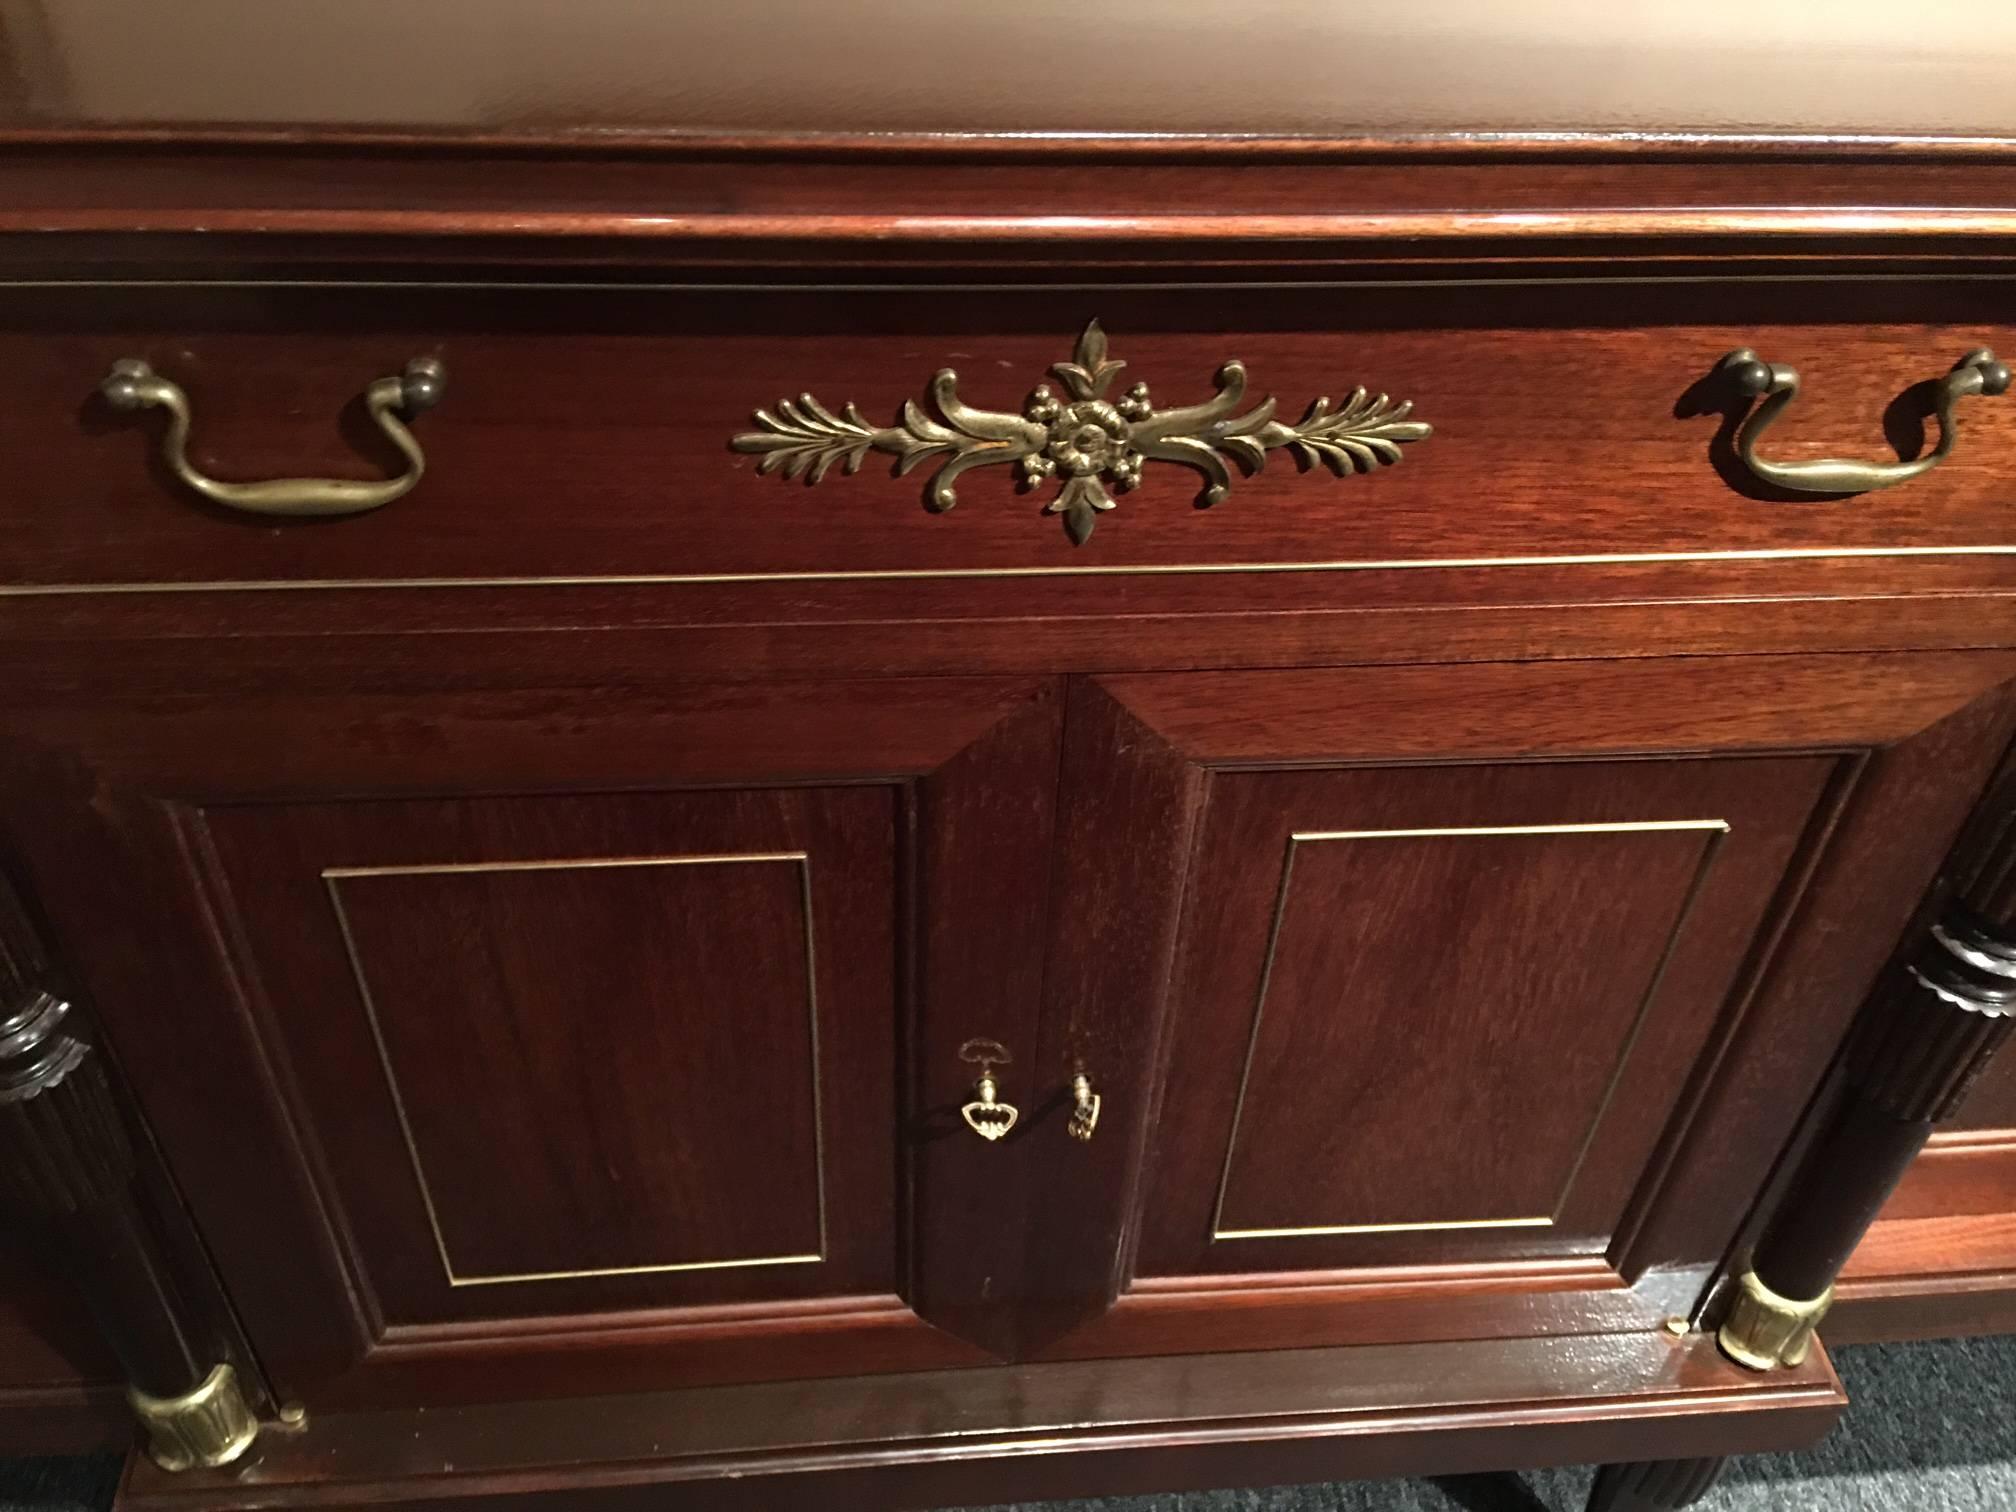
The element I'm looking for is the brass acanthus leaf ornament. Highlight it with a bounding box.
[733,322,1431,545]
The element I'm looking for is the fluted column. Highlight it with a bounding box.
[0,874,259,1470]
[1590,750,2016,1512]
[1588,1458,1726,1512]
[1717,799,2015,1371]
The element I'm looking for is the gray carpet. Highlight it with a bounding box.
[4,1335,2011,1511]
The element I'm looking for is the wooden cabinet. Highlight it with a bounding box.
[4,25,2016,1510]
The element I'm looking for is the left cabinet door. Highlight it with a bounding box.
[0,676,1063,1409]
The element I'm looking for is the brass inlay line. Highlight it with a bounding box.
[325,849,829,1288]
[1210,818,1730,1242]
[3,542,2014,599]
[1216,1216,1557,1241]
[1288,821,1731,842]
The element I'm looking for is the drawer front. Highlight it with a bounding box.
[1,283,2012,616]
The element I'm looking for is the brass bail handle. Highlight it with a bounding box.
[1718,346,2009,495]
[99,356,447,518]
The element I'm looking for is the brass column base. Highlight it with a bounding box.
[1716,1267,1834,1371]
[128,1363,259,1471]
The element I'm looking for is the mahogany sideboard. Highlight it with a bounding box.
[2,8,2015,1511]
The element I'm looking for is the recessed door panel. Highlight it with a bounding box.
[1143,757,1832,1275]
[199,787,892,1323]
[324,852,824,1288]
[1213,816,1724,1240]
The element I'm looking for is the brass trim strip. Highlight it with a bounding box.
[15,124,2016,157]
[17,205,2016,243]
[3,543,2015,599]
[1210,819,1729,1241]
[1216,1216,1556,1240]
[1287,821,1731,842]
[325,850,829,1288]
[324,851,807,877]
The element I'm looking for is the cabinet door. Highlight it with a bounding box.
[1037,654,2016,1360]
[0,676,1062,1407]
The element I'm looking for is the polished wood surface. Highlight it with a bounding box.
[0,1241,124,1451]
[202,790,889,1311]
[112,1332,1844,1512]
[1155,758,1825,1262]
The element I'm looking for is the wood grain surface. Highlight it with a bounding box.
[111,1331,1845,1512]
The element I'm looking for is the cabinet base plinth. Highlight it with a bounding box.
[113,1333,1842,1512]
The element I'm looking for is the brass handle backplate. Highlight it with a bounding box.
[1719,346,2008,495]
[100,357,447,518]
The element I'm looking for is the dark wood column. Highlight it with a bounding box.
[1590,753,2016,1512]
[1588,1458,1726,1512]
[1717,755,2015,1373]
[0,873,260,1470]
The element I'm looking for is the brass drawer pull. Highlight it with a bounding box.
[1719,346,2008,495]
[99,357,446,518]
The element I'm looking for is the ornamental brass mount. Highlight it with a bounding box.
[733,321,1432,544]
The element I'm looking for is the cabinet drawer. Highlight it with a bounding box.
[2,283,2012,620]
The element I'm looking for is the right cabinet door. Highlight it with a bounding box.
[1040,652,2016,1360]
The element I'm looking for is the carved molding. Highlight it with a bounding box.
[734,321,1431,544]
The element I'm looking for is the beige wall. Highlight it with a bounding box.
[5,0,2016,138]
